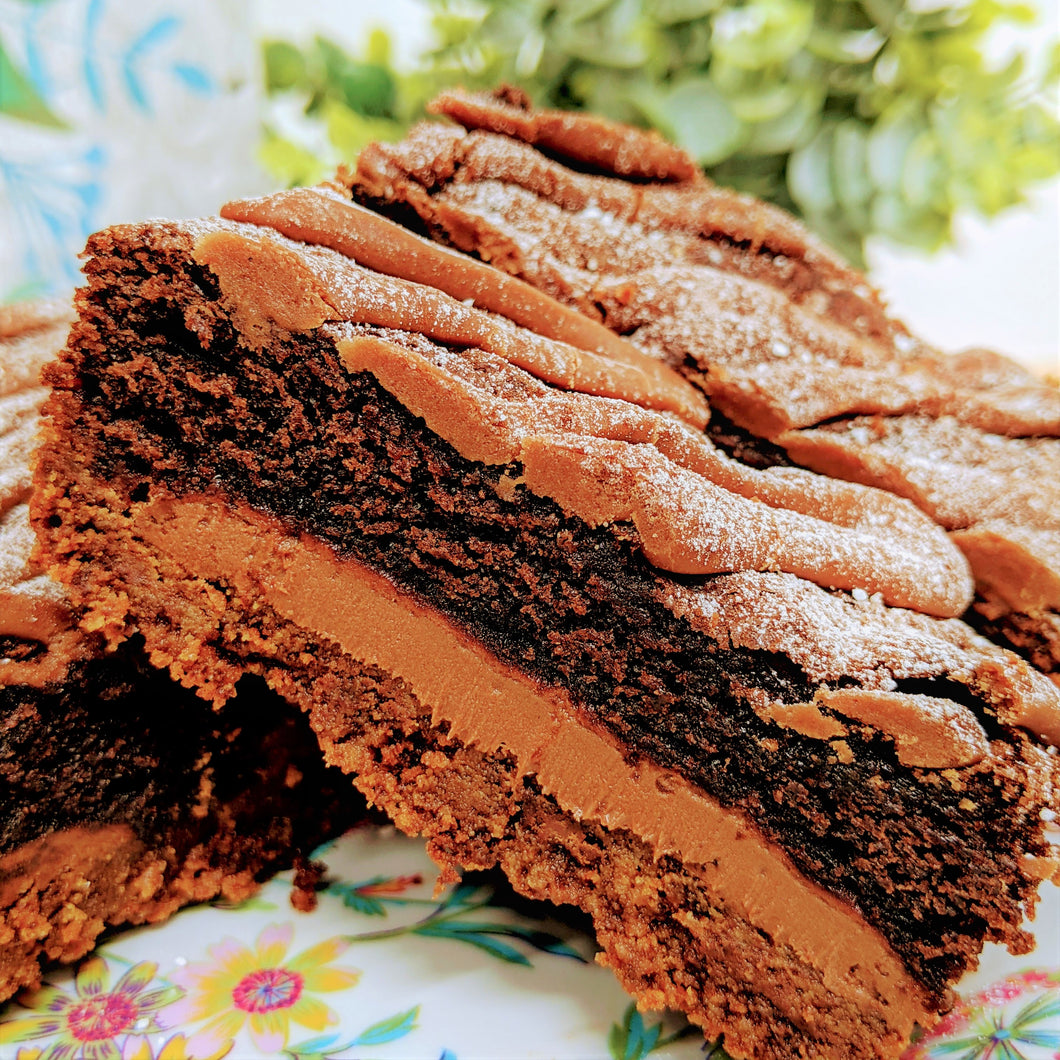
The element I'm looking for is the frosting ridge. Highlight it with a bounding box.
[193,224,973,618]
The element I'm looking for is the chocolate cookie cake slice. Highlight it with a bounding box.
[0,302,356,1002]
[31,182,1060,1058]
[346,87,1060,685]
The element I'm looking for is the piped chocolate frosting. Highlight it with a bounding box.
[346,87,1060,683]
[195,220,972,618]
[186,207,1060,750]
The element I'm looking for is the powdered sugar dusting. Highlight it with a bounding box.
[327,306,970,617]
[657,570,1005,689]
[349,110,1060,674]
[789,415,1060,533]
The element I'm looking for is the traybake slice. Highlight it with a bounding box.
[0,301,356,1002]
[31,196,1060,1059]
[346,86,1060,685]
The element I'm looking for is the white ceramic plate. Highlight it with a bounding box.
[0,825,1056,1060]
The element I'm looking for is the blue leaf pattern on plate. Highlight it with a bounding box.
[83,0,107,111]
[0,145,105,297]
[121,15,182,113]
[0,0,231,303]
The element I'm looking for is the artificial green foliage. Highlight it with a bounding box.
[258,3,1059,263]
[424,0,1060,263]
[259,29,422,187]
[0,38,66,127]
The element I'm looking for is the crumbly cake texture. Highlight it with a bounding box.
[32,146,1060,1056]
[0,303,357,1002]
[347,86,1060,685]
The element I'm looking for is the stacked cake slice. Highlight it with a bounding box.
[28,99,1060,1058]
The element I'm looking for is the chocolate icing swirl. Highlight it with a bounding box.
[427,86,699,183]
[347,94,1060,683]
[195,221,973,618]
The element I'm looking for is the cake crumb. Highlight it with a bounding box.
[830,739,854,764]
[290,857,327,913]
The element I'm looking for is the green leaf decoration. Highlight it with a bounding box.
[284,1006,420,1059]
[807,26,885,65]
[321,99,405,164]
[351,1006,420,1046]
[442,880,486,909]
[0,37,66,127]
[257,129,331,189]
[608,1003,661,1060]
[457,920,589,962]
[333,886,388,918]
[632,76,745,165]
[311,36,396,117]
[788,121,837,217]
[711,0,813,70]
[264,40,307,93]
[413,920,534,965]
[309,836,339,859]
[738,84,823,156]
[284,1032,344,1059]
[704,1043,737,1059]
[328,874,428,917]
[723,79,802,125]
[652,0,725,24]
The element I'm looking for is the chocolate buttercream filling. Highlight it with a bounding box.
[135,488,933,1039]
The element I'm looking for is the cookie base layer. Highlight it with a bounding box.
[0,825,260,1000]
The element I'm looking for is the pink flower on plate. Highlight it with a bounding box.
[0,957,180,1060]
[162,924,359,1055]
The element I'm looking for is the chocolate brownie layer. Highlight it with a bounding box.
[345,88,1060,682]
[0,303,357,1001]
[32,212,1060,1058]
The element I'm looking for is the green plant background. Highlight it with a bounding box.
[260,0,1059,266]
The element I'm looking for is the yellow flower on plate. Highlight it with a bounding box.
[163,924,359,1054]
[120,1031,230,1060]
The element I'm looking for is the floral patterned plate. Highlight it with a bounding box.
[0,825,1056,1060]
